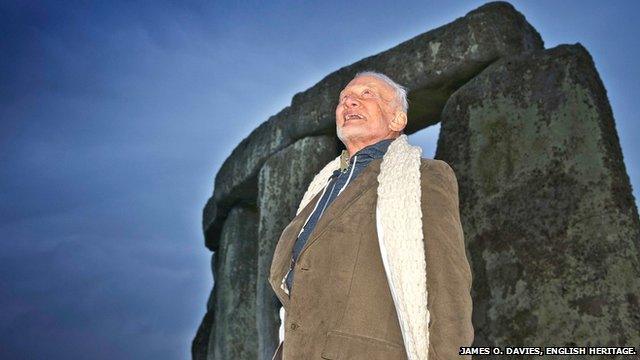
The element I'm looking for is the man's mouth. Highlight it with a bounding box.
[344,113,365,122]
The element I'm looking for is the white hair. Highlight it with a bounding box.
[354,70,409,113]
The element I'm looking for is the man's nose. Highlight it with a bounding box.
[343,94,360,108]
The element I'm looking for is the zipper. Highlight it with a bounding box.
[337,155,357,196]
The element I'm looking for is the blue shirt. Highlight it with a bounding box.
[285,138,393,292]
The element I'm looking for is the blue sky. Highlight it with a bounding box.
[1,1,638,359]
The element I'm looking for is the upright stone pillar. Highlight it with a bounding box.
[207,205,259,359]
[437,44,640,347]
[256,136,337,359]
[191,255,216,360]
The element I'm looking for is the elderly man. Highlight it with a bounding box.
[268,71,473,360]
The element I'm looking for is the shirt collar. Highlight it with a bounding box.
[352,138,393,160]
[339,138,394,171]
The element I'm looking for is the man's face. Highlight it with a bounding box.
[335,75,400,145]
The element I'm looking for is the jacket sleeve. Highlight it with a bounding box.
[421,159,474,359]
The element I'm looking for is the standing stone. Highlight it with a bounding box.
[207,205,259,360]
[192,310,214,360]
[436,44,640,348]
[191,256,216,360]
[256,136,338,359]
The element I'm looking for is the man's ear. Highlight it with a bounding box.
[389,111,408,132]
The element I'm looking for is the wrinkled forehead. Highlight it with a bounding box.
[339,75,394,97]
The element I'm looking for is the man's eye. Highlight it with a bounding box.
[362,89,373,96]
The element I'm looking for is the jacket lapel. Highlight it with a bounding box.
[269,158,383,307]
[296,159,382,260]
[269,190,322,308]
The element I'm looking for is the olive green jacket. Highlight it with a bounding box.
[269,134,473,359]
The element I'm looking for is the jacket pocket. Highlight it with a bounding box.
[320,330,405,360]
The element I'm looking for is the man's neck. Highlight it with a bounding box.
[345,134,399,157]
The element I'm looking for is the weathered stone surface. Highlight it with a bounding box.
[256,135,338,360]
[192,312,214,360]
[203,1,544,250]
[207,205,259,360]
[191,288,215,360]
[436,43,640,347]
[191,256,217,360]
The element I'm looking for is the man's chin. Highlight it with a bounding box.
[337,127,367,143]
